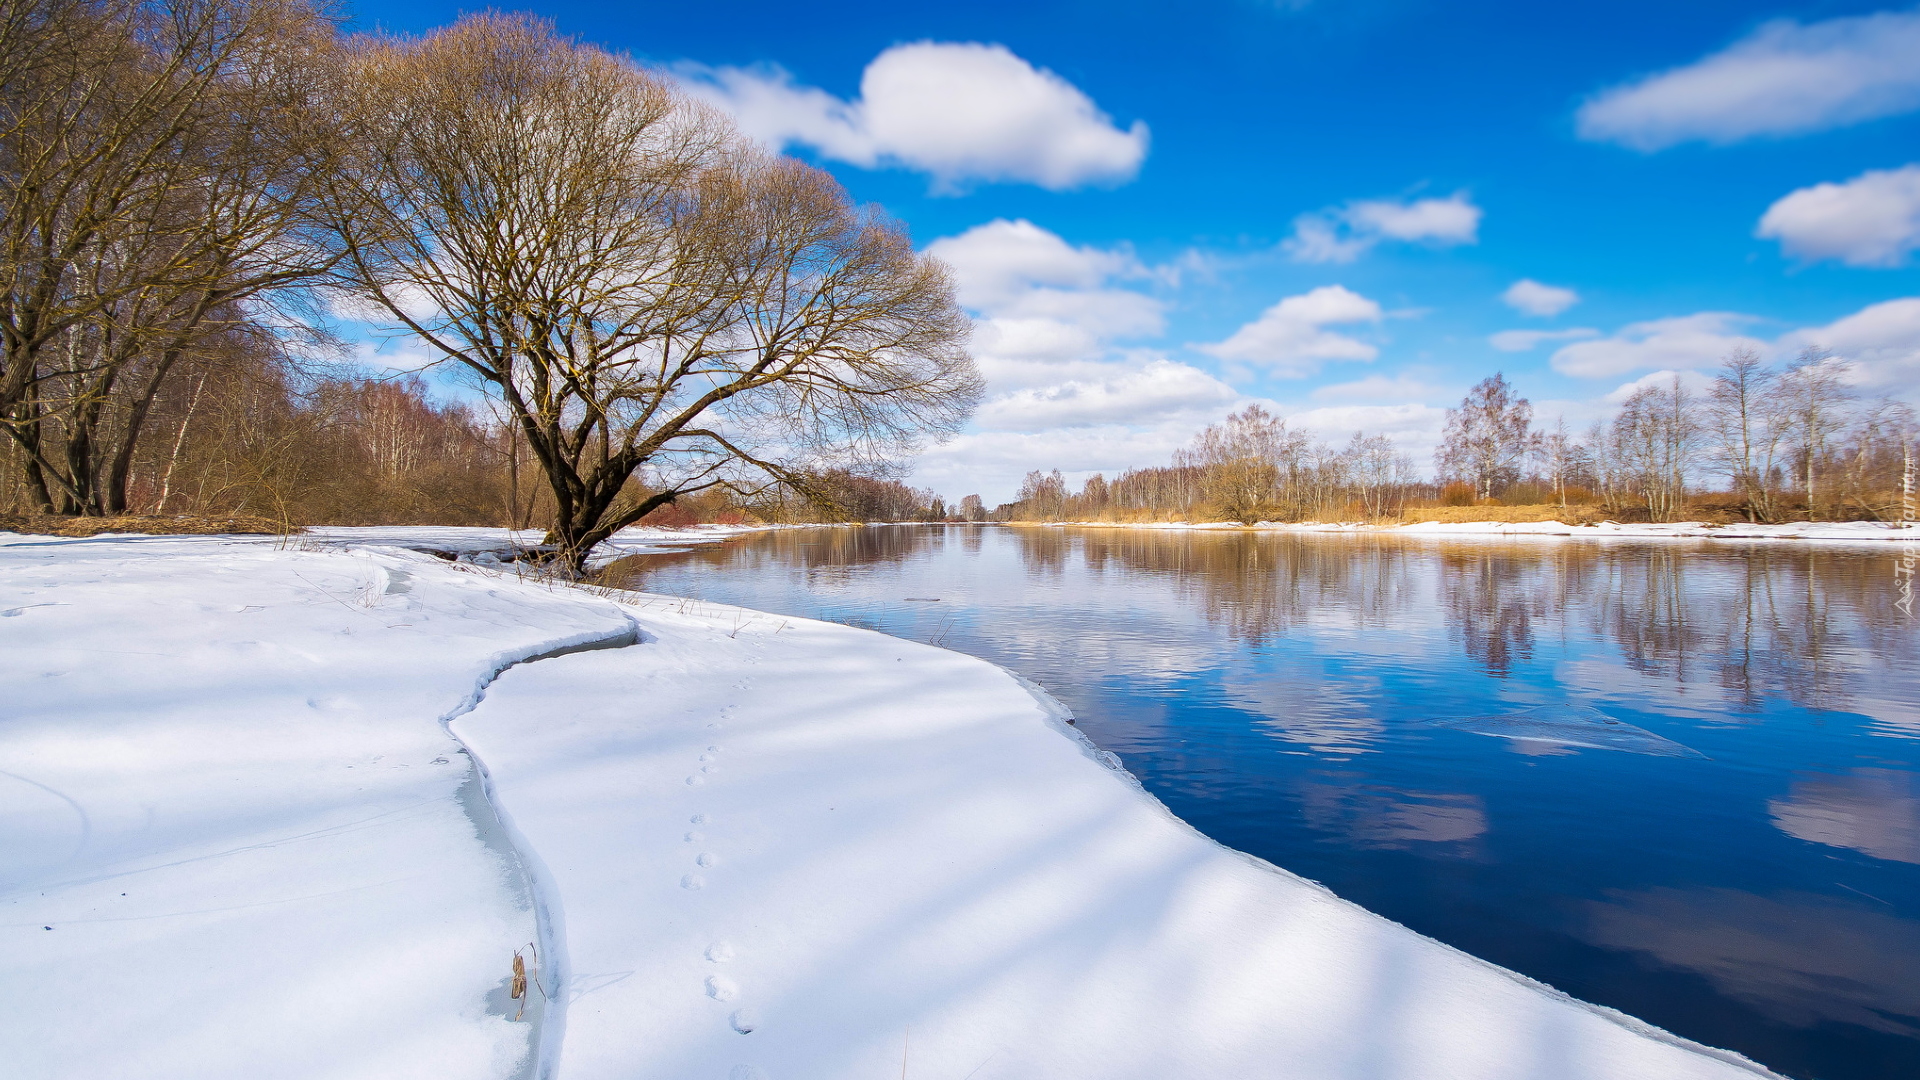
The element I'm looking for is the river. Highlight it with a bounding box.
[610,524,1920,1080]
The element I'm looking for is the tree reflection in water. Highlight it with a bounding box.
[615,525,1920,1080]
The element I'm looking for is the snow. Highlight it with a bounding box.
[2,528,1783,1079]
[305,523,777,566]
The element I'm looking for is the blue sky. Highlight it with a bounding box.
[347,0,1920,503]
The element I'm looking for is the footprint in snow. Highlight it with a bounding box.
[705,975,738,1001]
[729,1010,759,1036]
[699,752,717,763]
[685,831,704,843]
[686,775,704,786]
[690,813,707,825]
[681,874,705,890]
[706,941,735,963]
[696,852,718,867]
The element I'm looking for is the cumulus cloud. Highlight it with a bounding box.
[1546,297,1920,396]
[1309,374,1454,403]
[924,219,1165,391]
[1283,193,1481,263]
[1782,297,1920,392]
[1601,368,1717,404]
[1501,279,1579,317]
[1758,164,1920,267]
[1490,327,1599,352]
[1549,313,1767,378]
[679,42,1148,192]
[1195,285,1384,375]
[973,358,1237,431]
[1577,10,1920,150]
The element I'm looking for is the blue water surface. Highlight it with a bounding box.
[611,525,1920,1080]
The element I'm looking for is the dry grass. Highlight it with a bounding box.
[1397,504,1613,524]
[0,513,296,537]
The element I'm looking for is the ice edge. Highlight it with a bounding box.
[438,620,643,1080]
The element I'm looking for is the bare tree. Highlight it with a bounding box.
[325,15,977,570]
[1,0,341,514]
[1778,346,1853,520]
[1016,468,1068,520]
[1342,430,1413,519]
[1176,404,1305,522]
[1706,348,1788,522]
[1437,373,1536,500]
[1611,375,1698,522]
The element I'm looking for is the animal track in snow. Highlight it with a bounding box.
[705,941,735,963]
[729,1009,759,1036]
[690,813,707,824]
[685,830,704,843]
[699,752,717,762]
[685,775,704,786]
[696,852,718,867]
[705,975,738,1001]
[680,874,705,890]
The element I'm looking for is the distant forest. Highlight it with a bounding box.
[988,362,1915,525]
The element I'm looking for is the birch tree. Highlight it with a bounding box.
[1437,373,1536,500]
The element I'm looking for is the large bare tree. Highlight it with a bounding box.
[0,0,341,514]
[325,15,978,570]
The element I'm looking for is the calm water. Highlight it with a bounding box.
[614,526,1920,1080]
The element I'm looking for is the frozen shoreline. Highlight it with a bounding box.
[3,528,1783,1079]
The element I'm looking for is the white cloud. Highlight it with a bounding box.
[1782,296,1920,392]
[1577,10,1920,150]
[1545,297,1920,398]
[1309,374,1454,403]
[1284,194,1481,263]
[974,358,1237,431]
[1490,327,1599,352]
[1195,285,1384,375]
[925,218,1131,307]
[1757,163,1920,267]
[1501,279,1579,317]
[679,43,1148,191]
[1548,313,1767,378]
[1601,368,1717,405]
[924,219,1166,383]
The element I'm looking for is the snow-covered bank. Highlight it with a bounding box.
[3,530,1781,1079]
[1038,519,1920,543]
[306,522,777,566]
[1,533,635,1078]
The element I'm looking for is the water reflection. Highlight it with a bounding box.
[1583,888,1920,1037]
[1770,769,1920,865]
[1297,774,1488,850]
[618,525,1920,1080]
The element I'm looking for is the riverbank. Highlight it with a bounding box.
[2,528,1781,1078]
[1023,518,1920,542]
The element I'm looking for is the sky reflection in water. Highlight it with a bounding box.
[614,526,1920,1080]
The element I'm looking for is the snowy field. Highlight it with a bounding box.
[2,526,1784,1079]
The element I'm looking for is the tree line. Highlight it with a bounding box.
[1,0,979,568]
[1444,354,1913,522]
[994,357,1914,524]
